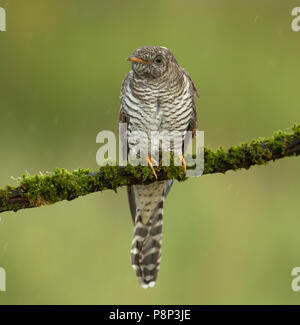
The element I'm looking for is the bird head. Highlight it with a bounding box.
[126,46,179,79]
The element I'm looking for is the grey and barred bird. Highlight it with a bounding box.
[119,46,199,288]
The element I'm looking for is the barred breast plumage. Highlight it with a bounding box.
[119,46,199,288]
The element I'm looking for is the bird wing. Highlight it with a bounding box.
[119,72,131,160]
[185,71,199,138]
[119,72,137,224]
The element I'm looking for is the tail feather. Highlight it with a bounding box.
[131,203,164,288]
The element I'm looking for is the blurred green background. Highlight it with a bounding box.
[0,0,299,305]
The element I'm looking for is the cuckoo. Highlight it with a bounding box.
[119,46,199,288]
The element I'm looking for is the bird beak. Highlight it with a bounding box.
[126,56,151,65]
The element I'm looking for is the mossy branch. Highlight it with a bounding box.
[0,124,299,215]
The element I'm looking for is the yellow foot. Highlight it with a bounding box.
[178,154,187,173]
[147,157,158,180]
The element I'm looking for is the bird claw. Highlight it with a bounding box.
[147,157,158,180]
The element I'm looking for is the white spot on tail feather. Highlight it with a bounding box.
[149,281,156,288]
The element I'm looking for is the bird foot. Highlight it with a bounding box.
[178,154,187,173]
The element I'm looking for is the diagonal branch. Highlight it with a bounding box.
[0,124,299,215]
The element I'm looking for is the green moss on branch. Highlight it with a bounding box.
[0,124,299,214]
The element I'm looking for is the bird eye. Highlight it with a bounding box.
[154,55,163,64]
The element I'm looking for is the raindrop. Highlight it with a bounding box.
[3,242,8,252]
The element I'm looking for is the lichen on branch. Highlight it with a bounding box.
[0,123,299,214]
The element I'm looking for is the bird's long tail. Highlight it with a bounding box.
[130,199,164,289]
[128,180,173,288]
